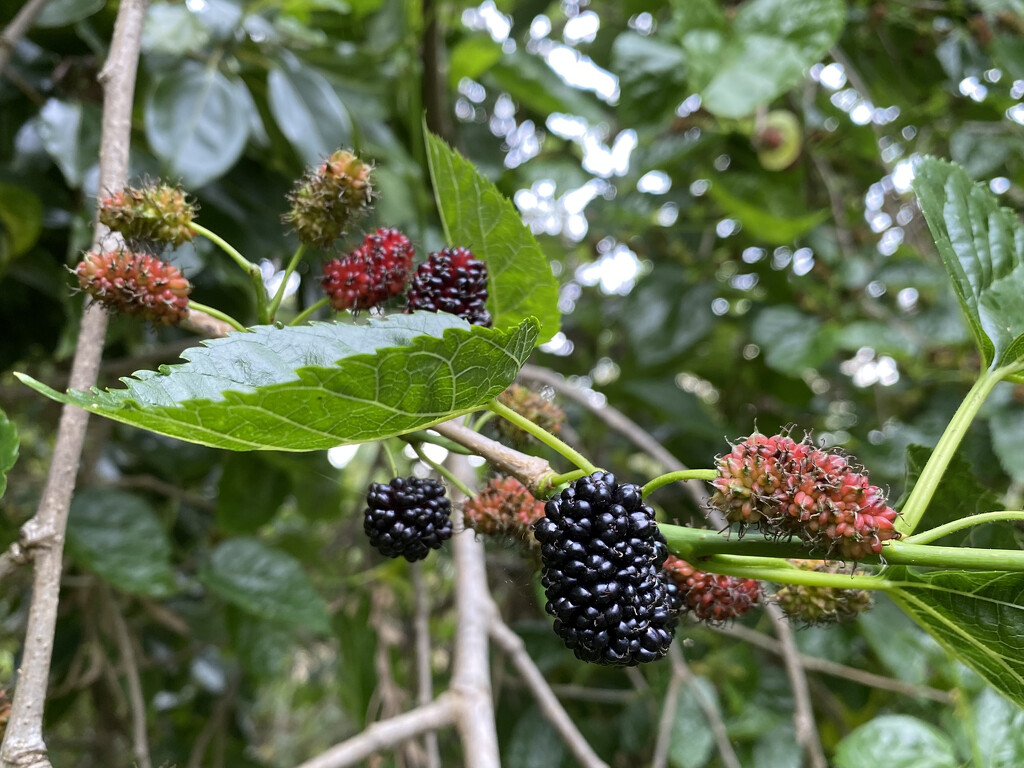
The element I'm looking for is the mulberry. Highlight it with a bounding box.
[364,477,452,562]
[463,476,546,548]
[322,228,414,312]
[710,432,899,560]
[75,249,190,325]
[98,182,196,247]
[285,149,373,249]
[773,561,873,625]
[405,247,491,327]
[534,472,677,666]
[663,555,761,625]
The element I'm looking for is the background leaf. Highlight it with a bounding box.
[145,62,251,187]
[833,714,958,768]
[267,57,352,164]
[973,688,1024,767]
[888,567,1024,709]
[17,314,538,451]
[201,537,329,632]
[425,133,560,345]
[67,489,177,597]
[668,677,717,768]
[216,453,291,533]
[0,183,42,260]
[912,157,1024,375]
[0,407,18,500]
[677,0,845,118]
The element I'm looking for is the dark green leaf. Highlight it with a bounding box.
[611,31,688,120]
[950,123,1024,180]
[833,714,958,768]
[973,688,1024,766]
[425,133,560,344]
[34,0,105,27]
[142,2,211,55]
[216,454,291,533]
[752,725,802,768]
[0,183,42,260]
[991,407,1024,484]
[267,58,352,165]
[901,444,1002,538]
[751,306,836,374]
[145,62,251,187]
[37,99,101,188]
[201,537,329,631]
[17,314,538,451]
[448,36,504,90]
[708,180,827,243]
[912,157,1024,376]
[67,489,176,597]
[678,0,845,118]
[889,567,1024,710]
[0,407,18,500]
[506,706,565,768]
[669,676,717,768]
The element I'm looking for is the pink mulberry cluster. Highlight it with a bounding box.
[75,249,191,325]
[710,432,899,560]
[463,476,546,548]
[322,228,415,312]
[662,555,761,625]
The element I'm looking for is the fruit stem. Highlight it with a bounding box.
[401,431,477,456]
[188,222,269,323]
[290,297,330,326]
[381,440,400,477]
[470,410,496,433]
[186,301,247,333]
[659,522,1024,572]
[487,399,597,474]
[897,366,1013,536]
[701,555,895,591]
[267,243,306,320]
[410,442,474,498]
[902,511,1024,545]
[641,469,717,498]
[543,469,589,490]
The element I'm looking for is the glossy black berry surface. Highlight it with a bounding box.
[405,247,491,327]
[534,471,677,665]
[364,477,452,561]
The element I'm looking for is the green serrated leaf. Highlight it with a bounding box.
[833,714,958,768]
[913,157,1024,377]
[202,537,329,632]
[16,314,537,451]
[0,408,19,500]
[678,0,845,119]
[901,444,1002,540]
[144,62,251,187]
[889,567,1024,710]
[67,489,177,597]
[425,132,560,345]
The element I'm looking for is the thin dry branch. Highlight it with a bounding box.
[447,454,501,768]
[411,562,441,768]
[0,0,52,79]
[432,419,552,494]
[765,602,827,768]
[292,695,456,768]
[103,588,152,768]
[489,610,609,768]
[713,622,955,704]
[1,2,149,765]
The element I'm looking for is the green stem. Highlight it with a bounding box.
[380,440,401,477]
[641,469,717,498]
[897,368,1005,535]
[470,410,496,433]
[411,443,474,498]
[903,511,1024,545]
[546,469,589,487]
[487,399,597,474]
[189,222,269,323]
[659,523,1024,572]
[267,243,306,320]
[401,431,476,456]
[701,555,895,591]
[290,297,331,326]
[187,301,247,333]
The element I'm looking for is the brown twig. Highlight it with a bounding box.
[291,695,456,768]
[765,602,828,768]
[0,0,53,81]
[0,2,149,765]
[713,622,955,704]
[488,610,609,768]
[103,587,152,768]
[447,454,501,768]
[411,562,441,768]
[431,420,552,495]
